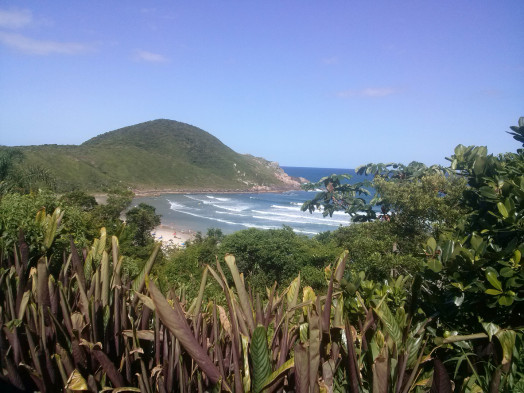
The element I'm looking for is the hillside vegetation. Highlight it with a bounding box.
[5,119,299,192]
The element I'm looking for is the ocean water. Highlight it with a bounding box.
[132,167,371,236]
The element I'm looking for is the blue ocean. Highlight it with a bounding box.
[132,167,370,236]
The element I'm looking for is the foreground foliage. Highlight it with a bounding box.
[1,215,522,392]
[0,118,522,392]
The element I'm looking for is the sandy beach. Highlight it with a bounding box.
[151,224,196,248]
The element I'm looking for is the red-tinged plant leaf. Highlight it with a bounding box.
[205,264,226,291]
[53,353,69,388]
[294,342,309,393]
[322,359,335,391]
[232,295,250,337]
[24,325,44,379]
[37,257,51,326]
[24,363,49,392]
[215,261,242,393]
[100,251,110,308]
[334,250,348,284]
[71,338,88,371]
[308,312,321,391]
[256,293,263,325]
[55,342,74,378]
[372,345,389,393]
[147,281,223,386]
[211,303,226,380]
[131,243,160,296]
[224,254,255,334]
[57,284,74,337]
[345,321,361,393]
[430,359,452,393]
[286,274,300,311]
[4,350,26,391]
[188,267,208,317]
[91,347,125,387]
[111,236,121,284]
[322,268,335,332]
[264,285,275,328]
[48,274,58,317]
[70,238,86,289]
[73,274,91,325]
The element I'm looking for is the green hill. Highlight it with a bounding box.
[8,119,301,193]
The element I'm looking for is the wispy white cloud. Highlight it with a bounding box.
[0,32,93,55]
[135,50,168,63]
[0,8,32,29]
[337,87,399,98]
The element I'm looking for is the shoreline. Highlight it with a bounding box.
[132,185,304,197]
[151,224,196,248]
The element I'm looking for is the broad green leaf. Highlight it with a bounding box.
[440,240,454,263]
[43,207,64,250]
[485,289,502,295]
[426,237,437,253]
[479,186,498,199]
[500,267,515,278]
[299,323,308,343]
[250,325,271,393]
[470,233,484,253]
[406,335,423,369]
[497,202,509,218]
[375,301,402,345]
[286,274,300,310]
[485,269,502,291]
[428,258,442,273]
[495,329,516,366]
[514,249,521,264]
[498,294,514,306]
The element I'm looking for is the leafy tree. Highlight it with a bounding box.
[0,147,56,194]
[60,190,98,211]
[91,187,134,233]
[424,118,524,330]
[218,226,338,289]
[125,203,161,246]
[326,220,422,280]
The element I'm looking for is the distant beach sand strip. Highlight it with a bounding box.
[151,225,195,247]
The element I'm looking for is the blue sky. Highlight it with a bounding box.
[0,1,523,167]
